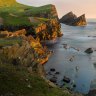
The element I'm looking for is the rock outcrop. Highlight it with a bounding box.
[0,35,51,66]
[0,29,26,38]
[59,12,87,26]
[35,19,62,40]
[85,48,93,54]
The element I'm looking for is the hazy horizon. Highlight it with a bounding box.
[17,0,96,19]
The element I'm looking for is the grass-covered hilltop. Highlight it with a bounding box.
[0,0,83,96]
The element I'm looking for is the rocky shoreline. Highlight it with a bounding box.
[0,0,90,96]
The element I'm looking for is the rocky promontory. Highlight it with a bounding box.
[0,0,83,96]
[0,0,62,41]
[59,12,87,26]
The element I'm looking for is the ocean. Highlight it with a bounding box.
[44,19,96,94]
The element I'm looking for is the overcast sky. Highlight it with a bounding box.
[17,0,96,18]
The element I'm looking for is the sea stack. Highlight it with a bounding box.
[59,12,87,26]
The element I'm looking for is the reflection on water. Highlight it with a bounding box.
[44,22,96,94]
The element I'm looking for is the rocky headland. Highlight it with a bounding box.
[0,0,84,96]
[59,12,87,26]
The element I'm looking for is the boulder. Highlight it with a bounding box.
[63,76,71,83]
[59,12,87,26]
[50,77,57,83]
[85,48,93,54]
[50,68,55,72]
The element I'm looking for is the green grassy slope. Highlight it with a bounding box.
[0,0,53,26]
[0,54,71,96]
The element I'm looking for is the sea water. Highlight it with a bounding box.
[44,19,96,94]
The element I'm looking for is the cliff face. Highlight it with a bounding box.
[59,12,87,26]
[35,19,62,40]
[0,35,51,66]
[59,12,77,24]
[0,0,62,41]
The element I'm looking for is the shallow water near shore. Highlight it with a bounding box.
[44,19,96,94]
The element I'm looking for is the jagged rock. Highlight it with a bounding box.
[85,48,93,54]
[59,12,77,24]
[59,12,87,26]
[72,14,87,26]
[50,68,55,72]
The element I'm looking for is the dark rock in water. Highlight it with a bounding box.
[85,48,93,54]
[73,84,76,88]
[63,76,71,83]
[59,12,87,26]
[55,72,60,75]
[50,68,55,72]
[50,77,57,83]
[87,90,96,96]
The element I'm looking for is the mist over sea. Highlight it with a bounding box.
[45,19,96,94]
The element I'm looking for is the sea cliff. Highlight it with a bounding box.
[0,0,82,96]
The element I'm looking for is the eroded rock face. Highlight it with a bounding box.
[35,19,62,40]
[0,35,51,66]
[72,14,87,26]
[59,12,87,26]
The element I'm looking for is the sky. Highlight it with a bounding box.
[17,0,96,19]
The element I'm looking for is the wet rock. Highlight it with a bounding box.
[55,72,60,75]
[50,68,55,72]
[63,44,68,49]
[73,84,76,88]
[85,48,93,54]
[50,77,57,83]
[47,71,53,75]
[63,76,71,83]
[69,58,73,62]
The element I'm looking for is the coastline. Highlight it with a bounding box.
[0,0,84,96]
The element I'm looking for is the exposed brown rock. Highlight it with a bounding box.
[0,29,26,38]
[36,19,62,40]
[1,35,51,66]
[72,14,87,26]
